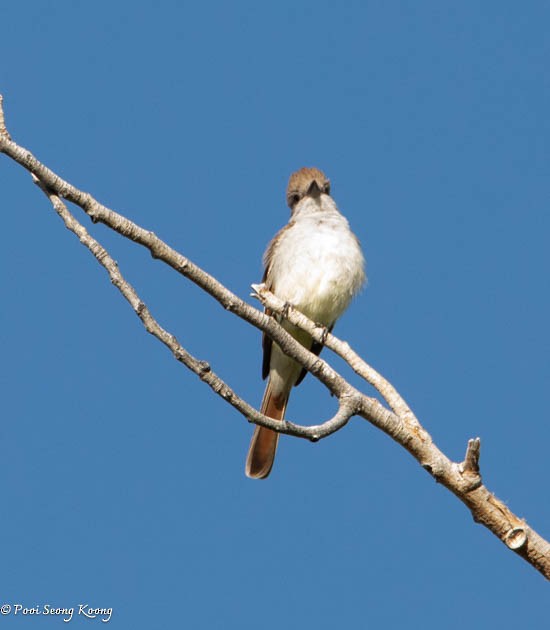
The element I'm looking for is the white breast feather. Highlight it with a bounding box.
[269,200,365,326]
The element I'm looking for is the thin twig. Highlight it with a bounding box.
[0,95,10,139]
[460,437,481,475]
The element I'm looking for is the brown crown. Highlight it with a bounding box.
[286,167,330,208]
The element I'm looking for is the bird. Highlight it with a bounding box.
[245,167,366,479]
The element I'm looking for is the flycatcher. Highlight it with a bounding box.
[245,167,366,479]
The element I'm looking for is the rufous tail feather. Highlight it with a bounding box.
[245,380,288,479]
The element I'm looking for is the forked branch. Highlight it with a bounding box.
[1,95,549,580]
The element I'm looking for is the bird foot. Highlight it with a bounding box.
[317,324,330,344]
[281,301,293,319]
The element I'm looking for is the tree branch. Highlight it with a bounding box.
[30,176,357,441]
[251,283,418,423]
[1,95,549,580]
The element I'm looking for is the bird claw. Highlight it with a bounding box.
[318,325,330,344]
[281,301,292,319]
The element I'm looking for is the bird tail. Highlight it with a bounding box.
[245,380,288,479]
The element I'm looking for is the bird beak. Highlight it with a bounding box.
[307,180,322,197]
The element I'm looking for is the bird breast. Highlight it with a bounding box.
[268,213,366,326]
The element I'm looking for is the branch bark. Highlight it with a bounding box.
[1,95,549,580]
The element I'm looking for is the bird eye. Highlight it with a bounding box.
[288,192,301,207]
[323,181,331,194]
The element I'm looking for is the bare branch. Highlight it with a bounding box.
[0,102,394,435]
[2,95,550,580]
[251,283,418,424]
[30,175,361,442]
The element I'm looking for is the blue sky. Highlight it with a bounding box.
[1,1,549,627]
